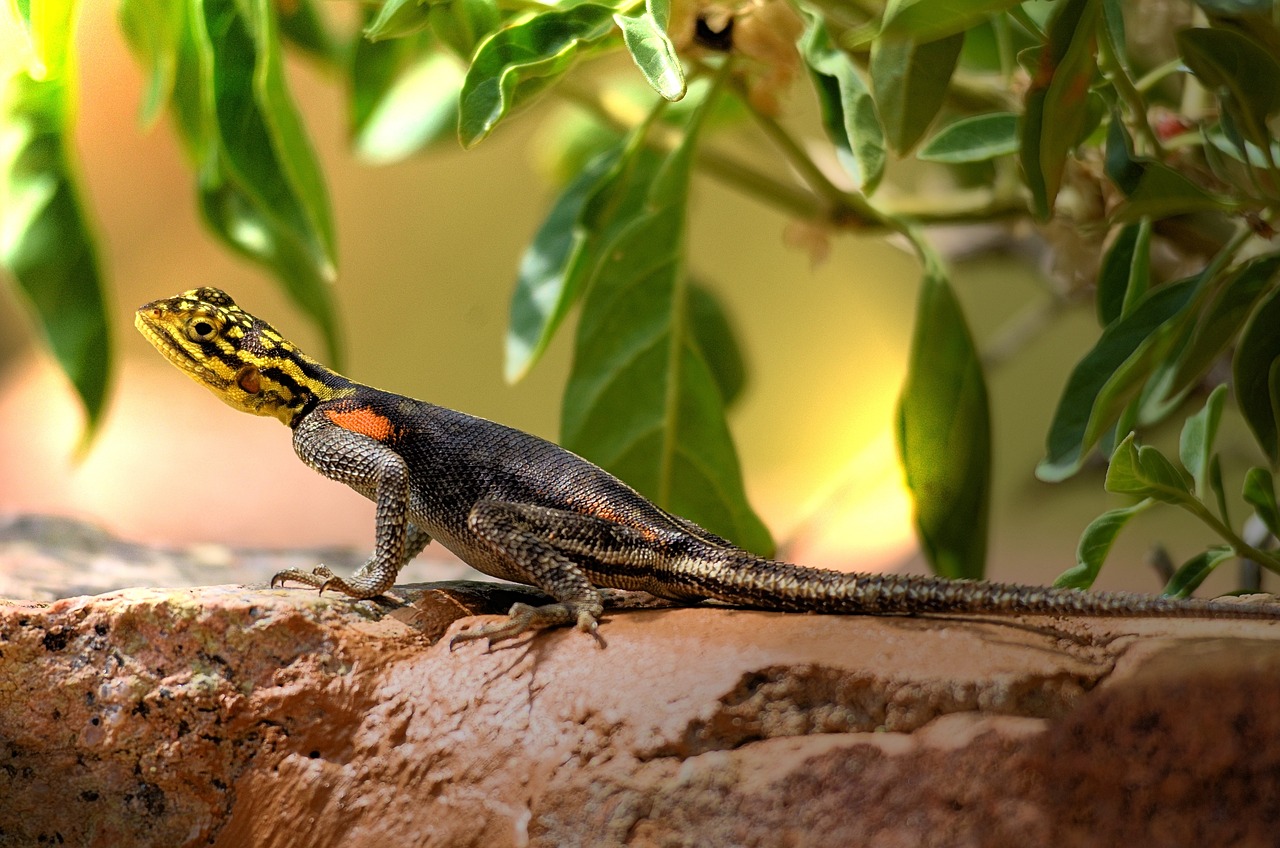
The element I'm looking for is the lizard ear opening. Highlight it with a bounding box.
[236,365,262,395]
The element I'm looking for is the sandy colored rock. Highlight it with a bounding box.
[1,583,1279,846]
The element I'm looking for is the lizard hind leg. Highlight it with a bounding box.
[449,500,640,648]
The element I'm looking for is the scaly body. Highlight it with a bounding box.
[137,288,1279,644]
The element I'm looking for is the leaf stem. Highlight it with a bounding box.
[1184,498,1280,575]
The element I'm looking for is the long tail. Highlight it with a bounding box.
[678,554,1280,619]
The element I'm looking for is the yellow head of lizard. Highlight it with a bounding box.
[135,288,348,426]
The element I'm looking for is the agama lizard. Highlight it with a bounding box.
[137,288,1280,645]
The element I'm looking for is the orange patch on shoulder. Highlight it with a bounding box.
[325,406,397,442]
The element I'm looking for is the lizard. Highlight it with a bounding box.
[136,287,1280,646]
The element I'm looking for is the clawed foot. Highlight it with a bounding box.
[271,564,355,596]
[449,601,606,650]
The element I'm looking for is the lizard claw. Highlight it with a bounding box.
[448,601,606,649]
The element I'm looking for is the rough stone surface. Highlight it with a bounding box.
[2,582,1280,847]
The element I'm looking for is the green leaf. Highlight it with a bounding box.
[1095,219,1151,326]
[1208,453,1230,525]
[799,13,886,193]
[1055,498,1154,590]
[879,0,1025,44]
[276,0,340,65]
[896,268,991,579]
[560,84,772,555]
[1020,0,1100,219]
[505,143,635,382]
[1167,252,1280,397]
[118,0,185,126]
[1234,285,1280,465]
[917,112,1018,163]
[1104,433,1193,503]
[1179,383,1228,499]
[364,0,433,42]
[1164,545,1234,598]
[614,0,685,102]
[1244,467,1280,537]
[1038,277,1197,482]
[173,0,342,362]
[0,66,111,441]
[458,5,617,148]
[351,21,462,164]
[869,31,964,155]
[429,0,500,61]
[687,281,746,408]
[1178,27,1280,155]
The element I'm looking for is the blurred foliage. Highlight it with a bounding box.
[3,0,1280,585]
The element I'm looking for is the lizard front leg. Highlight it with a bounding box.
[450,500,658,648]
[272,415,424,598]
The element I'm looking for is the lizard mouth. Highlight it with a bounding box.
[134,309,229,390]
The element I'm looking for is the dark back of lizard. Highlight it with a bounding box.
[136,288,1280,645]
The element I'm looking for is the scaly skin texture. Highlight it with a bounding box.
[136,288,1280,645]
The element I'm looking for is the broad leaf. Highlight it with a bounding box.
[687,281,746,408]
[917,112,1018,163]
[1178,383,1228,498]
[879,0,1024,44]
[351,22,462,164]
[1234,285,1280,465]
[869,31,963,155]
[118,0,184,126]
[1178,27,1280,156]
[615,0,685,102]
[429,0,500,60]
[458,5,617,148]
[1,41,111,440]
[1168,252,1280,397]
[1055,498,1154,590]
[1038,277,1197,481]
[506,132,667,382]
[364,0,433,41]
[561,90,772,554]
[1105,434,1193,504]
[896,268,991,579]
[167,0,343,361]
[1243,467,1280,538]
[1164,545,1234,598]
[1020,0,1100,219]
[800,13,885,193]
[1095,219,1150,326]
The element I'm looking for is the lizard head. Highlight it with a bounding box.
[136,287,340,426]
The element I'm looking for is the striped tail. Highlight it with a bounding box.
[681,555,1280,619]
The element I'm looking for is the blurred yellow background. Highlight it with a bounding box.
[0,3,1254,593]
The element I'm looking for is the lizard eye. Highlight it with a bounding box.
[186,316,220,342]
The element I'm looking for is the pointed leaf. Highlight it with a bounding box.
[1038,277,1197,481]
[687,281,746,408]
[1243,467,1280,538]
[170,0,343,361]
[351,19,462,164]
[1105,434,1193,503]
[1178,27,1280,155]
[918,112,1018,163]
[1164,545,1234,598]
[118,0,185,126]
[1233,285,1280,465]
[458,5,617,148]
[896,269,991,579]
[870,31,963,155]
[1020,0,1100,219]
[561,91,772,554]
[1095,220,1151,326]
[1168,252,1280,397]
[0,63,111,440]
[1055,498,1154,590]
[879,0,1025,44]
[614,7,685,101]
[799,13,885,192]
[1179,383,1228,498]
[364,0,433,41]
